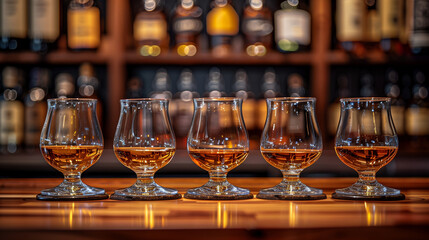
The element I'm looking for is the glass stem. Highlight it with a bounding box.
[136,173,155,187]
[209,172,228,184]
[358,171,377,184]
[281,170,302,183]
[64,173,82,184]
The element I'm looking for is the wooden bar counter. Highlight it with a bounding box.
[1,178,428,239]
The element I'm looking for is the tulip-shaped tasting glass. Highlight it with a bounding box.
[38,98,107,200]
[257,97,326,200]
[111,99,181,200]
[333,97,405,200]
[185,98,253,200]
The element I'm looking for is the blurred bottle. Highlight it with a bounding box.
[274,0,311,53]
[257,68,280,130]
[286,73,306,97]
[67,0,101,51]
[133,0,168,56]
[206,0,239,57]
[76,63,102,123]
[172,0,203,57]
[55,73,75,98]
[126,77,145,98]
[363,0,381,50]
[384,68,405,136]
[150,68,172,99]
[336,0,366,56]
[205,67,226,97]
[25,68,50,151]
[405,70,429,148]
[327,74,351,136]
[0,0,27,51]
[379,0,405,55]
[409,0,429,55]
[242,0,273,57]
[360,72,376,97]
[232,69,258,148]
[0,67,24,154]
[29,0,61,53]
[172,69,199,149]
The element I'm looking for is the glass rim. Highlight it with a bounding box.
[267,97,316,102]
[47,98,98,103]
[120,98,169,103]
[193,97,241,102]
[340,97,391,103]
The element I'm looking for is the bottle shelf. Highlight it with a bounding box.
[0,50,108,64]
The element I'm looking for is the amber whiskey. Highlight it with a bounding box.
[261,148,321,170]
[114,147,175,172]
[133,0,168,56]
[206,0,239,56]
[242,0,273,56]
[40,145,103,173]
[172,0,203,56]
[335,146,398,171]
[188,148,248,172]
[67,0,101,50]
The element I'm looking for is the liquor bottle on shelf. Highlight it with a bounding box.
[0,67,24,154]
[286,73,306,97]
[126,77,144,98]
[172,0,203,57]
[172,69,199,149]
[384,68,405,136]
[29,0,61,53]
[25,68,50,151]
[76,63,103,122]
[360,72,376,97]
[206,0,239,57]
[257,68,280,131]
[133,0,169,56]
[336,0,366,56]
[150,68,172,99]
[242,0,273,57]
[205,67,226,98]
[55,73,75,98]
[67,0,101,51]
[232,69,258,148]
[363,0,381,51]
[379,0,405,55]
[405,70,429,149]
[0,0,27,51]
[274,0,311,53]
[409,0,429,55]
[327,74,351,136]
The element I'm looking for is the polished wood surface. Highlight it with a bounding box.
[1,177,428,235]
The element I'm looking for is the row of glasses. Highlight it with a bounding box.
[37,97,404,201]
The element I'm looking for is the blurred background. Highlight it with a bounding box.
[0,0,428,178]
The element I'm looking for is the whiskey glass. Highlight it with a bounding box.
[257,97,326,200]
[38,98,106,200]
[333,97,404,200]
[185,97,253,200]
[111,99,181,200]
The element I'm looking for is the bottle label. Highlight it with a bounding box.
[274,9,310,45]
[25,102,47,146]
[336,0,365,41]
[365,10,381,42]
[0,101,24,145]
[173,18,203,34]
[242,18,273,37]
[30,0,60,41]
[391,105,405,135]
[410,0,429,48]
[379,0,402,39]
[207,4,239,36]
[405,107,429,135]
[134,18,167,41]
[67,7,100,49]
[0,0,27,38]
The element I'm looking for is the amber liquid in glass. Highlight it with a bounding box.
[114,147,175,171]
[335,146,398,171]
[188,148,248,172]
[261,148,322,170]
[41,145,103,173]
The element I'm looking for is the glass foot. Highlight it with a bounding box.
[333,179,404,200]
[110,181,181,200]
[184,180,253,200]
[257,180,326,200]
[39,180,105,197]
